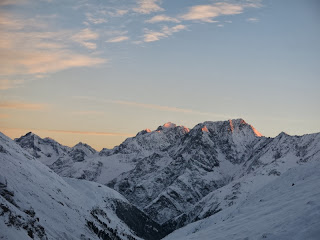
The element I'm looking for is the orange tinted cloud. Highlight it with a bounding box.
[1,127,133,137]
[181,3,244,22]
[0,49,106,75]
[133,0,163,14]
[71,111,105,115]
[143,24,186,42]
[0,102,46,110]
[0,79,25,90]
[112,100,194,113]
[0,14,106,76]
[106,36,129,43]
[73,96,232,118]
[46,129,133,137]
[0,114,9,118]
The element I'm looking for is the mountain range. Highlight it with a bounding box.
[1,118,320,239]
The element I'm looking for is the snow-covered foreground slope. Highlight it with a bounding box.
[0,132,166,240]
[164,159,320,240]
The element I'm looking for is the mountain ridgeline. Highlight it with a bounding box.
[1,118,320,239]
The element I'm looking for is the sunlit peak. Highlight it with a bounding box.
[183,126,190,133]
[201,126,209,132]
[251,126,263,137]
[229,120,234,132]
[163,122,176,128]
[145,128,151,133]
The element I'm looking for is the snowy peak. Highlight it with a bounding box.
[136,128,152,136]
[276,131,290,138]
[113,123,189,155]
[230,118,262,137]
[15,132,41,147]
[72,142,96,154]
[156,122,187,132]
[229,118,263,137]
[68,142,97,162]
[15,132,70,164]
[195,118,263,138]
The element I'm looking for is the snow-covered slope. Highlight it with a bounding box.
[162,131,320,231]
[0,132,167,240]
[164,159,320,240]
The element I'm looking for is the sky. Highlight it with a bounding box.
[0,0,319,150]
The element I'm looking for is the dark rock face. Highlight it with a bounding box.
[69,149,86,162]
[113,200,171,240]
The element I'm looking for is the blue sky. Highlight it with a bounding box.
[0,0,319,150]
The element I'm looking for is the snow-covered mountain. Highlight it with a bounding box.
[14,122,190,185]
[109,119,268,224]
[15,132,70,165]
[13,119,320,235]
[0,132,167,240]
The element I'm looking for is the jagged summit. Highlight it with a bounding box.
[73,142,96,151]
[15,131,70,165]
[71,142,97,158]
[15,131,39,141]
[156,122,189,132]
[277,131,290,137]
[197,118,263,137]
[163,122,176,128]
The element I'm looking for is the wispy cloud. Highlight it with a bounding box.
[1,127,134,137]
[115,9,129,16]
[0,0,264,81]
[113,100,196,113]
[0,13,106,79]
[0,0,27,6]
[73,96,232,118]
[46,129,133,137]
[146,15,180,23]
[107,9,129,17]
[112,100,231,118]
[71,111,105,115]
[144,24,187,42]
[181,2,244,22]
[246,17,259,23]
[0,79,25,90]
[0,49,106,75]
[133,0,163,14]
[71,28,99,49]
[0,114,10,119]
[85,13,107,25]
[106,36,129,43]
[0,102,46,110]
[0,13,47,31]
